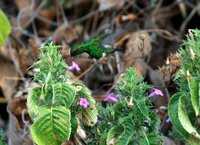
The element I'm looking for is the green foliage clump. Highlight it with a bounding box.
[168,29,200,145]
[27,43,98,145]
[87,68,161,145]
[0,9,11,46]
[0,128,7,145]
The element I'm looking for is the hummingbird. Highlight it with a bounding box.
[70,23,137,59]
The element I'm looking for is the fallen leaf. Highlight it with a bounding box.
[0,56,18,99]
[124,31,152,77]
[98,0,125,11]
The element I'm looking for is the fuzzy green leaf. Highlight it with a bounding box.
[72,82,91,97]
[72,83,98,126]
[137,99,150,120]
[70,116,78,136]
[52,82,76,108]
[115,118,134,145]
[30,106,71,145]
[188,77,200,116]
[82,96,98,127]
[106,125,124,145]
[178,95,200,139]
[27,87,41,120]
[169,93,200,144]
[0,9,11,46]
[139,134,161,145]
[168,93,190,139]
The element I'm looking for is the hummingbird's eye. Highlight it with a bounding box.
[71,47,78,56]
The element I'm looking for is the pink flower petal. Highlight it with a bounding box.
[79,98,89,108]
[72,62,80,71]
[104,93,119,103]
[166,118,170,123]
[67,61,80,71]
[148,88,163,98]
[154,89,164,96]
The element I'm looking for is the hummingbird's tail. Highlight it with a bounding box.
[114,48,125,52]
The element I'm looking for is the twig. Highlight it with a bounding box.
[69,10,100,25]
[0,75,24,80]
[76,60,99,80]
[7,38,25,81]
[17,0,46,28]
[179,5,200,34]
[144,28,182,42]
[37,16,58,27]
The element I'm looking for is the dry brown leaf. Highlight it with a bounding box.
[126,31,152,61]
[7,96,33,145]
[16,4,34,28]
[53,25,78,44]
[14,0,32,10]
[0,56,18,99]
[98,0,125,11]
[124,31,152,77]
[37,8,57,31]
[18,38,40,73]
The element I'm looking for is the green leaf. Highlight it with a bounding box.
[27,87,41,120]
[72,83,98,126]
[115,118,134,145]
[70,116,78,136]
[137,99,150,120]
[72,82,91,97]
[169,93,200,145]
[139,134,161,145]
[106,125,124,145]
[52,82,76,108]
[188,77,200,116]
[178,95,200,139]
[168,93,190,140]
[30,106,71,145]
[0,9,11,46]
[82,97,98,127]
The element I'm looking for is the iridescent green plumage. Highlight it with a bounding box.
[70,35,116,59]
[70,23,137,59]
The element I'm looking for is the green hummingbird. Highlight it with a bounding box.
[70,23,137,59]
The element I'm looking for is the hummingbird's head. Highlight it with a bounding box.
[70,44,80,56]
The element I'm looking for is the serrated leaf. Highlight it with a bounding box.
[27,87,41,120]
[0,9,11,46]
[72,83,91,97]
[137,99,150,120]
[178,95,200,139]
[188,77,200,116]
[106,125,124,145]
[52,83,76,108]
[115,118,134,145]
[149,112,161,134]
[30,106,71,145]
[82,96,97,127]
[139,134,161,145]
[168,93,190,139]
[169,93,200,145]
[71,116,78,136]
[72,83,98,126]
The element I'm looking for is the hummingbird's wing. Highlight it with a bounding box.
[100,23,137,47]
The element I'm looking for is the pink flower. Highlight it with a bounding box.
[104,93,119,103]
[166,117,170,123]
[79,98,89,108]
[148,88,163,98]
[67,61,80,71]
[188,29,193,36]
